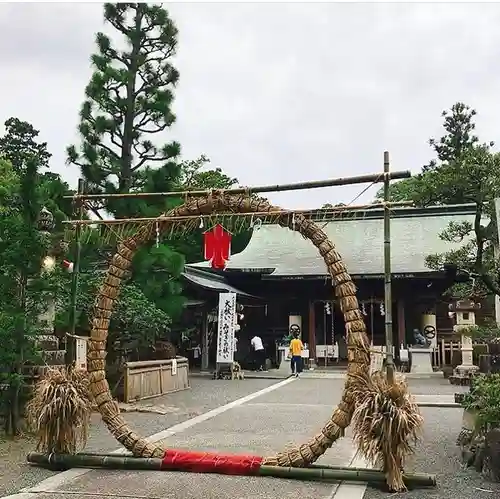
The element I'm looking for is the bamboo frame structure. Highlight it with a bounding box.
[62,201,414,227]
[31,162,429,491]
[383,152,395,383]
[63,170,411,201]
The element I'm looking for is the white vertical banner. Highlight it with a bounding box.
[216,292,237,364]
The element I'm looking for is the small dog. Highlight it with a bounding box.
[231,361,245,380]
[213,362,245,380]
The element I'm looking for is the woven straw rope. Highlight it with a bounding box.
[87,193,371,463]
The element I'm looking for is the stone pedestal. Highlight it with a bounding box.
[409,347,434,374]
[277,346,291,375]
[456,334,479,376]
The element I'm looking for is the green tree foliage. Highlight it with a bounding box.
[0,119,76,433]
[67,2,186,320]
[375,103,500,298]
[170,155,251,263]
[176,155,238,191]
[49,268,171,364]
[376,103,484,205]
[66,2,181,218]
[0,117,51,174]
[0,159,51,434]
[66,4,255,332]
[423,145,500,297]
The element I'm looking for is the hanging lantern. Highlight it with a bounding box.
[203,224,232,270]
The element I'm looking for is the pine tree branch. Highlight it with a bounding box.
[474,201,500,295]
[95,141,120,161]
[133,154,169,171]
[136,124,168,134]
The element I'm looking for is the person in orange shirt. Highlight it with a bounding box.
[289,331,304,377]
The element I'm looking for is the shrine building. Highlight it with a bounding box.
[183,203,494,365]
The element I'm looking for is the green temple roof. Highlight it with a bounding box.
[189,204,479,278]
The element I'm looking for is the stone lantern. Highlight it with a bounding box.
[37,206,55,233]
[449,299,481,379]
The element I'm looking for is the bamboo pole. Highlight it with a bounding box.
[65,178,85,368]
[26,453,436,487]
[63,170,412,201]
[259,465,436,487]
[62,201,415,226]
[383,152,395,384]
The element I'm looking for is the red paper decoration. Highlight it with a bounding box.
[203,224,232,269]
[62,259,74,273]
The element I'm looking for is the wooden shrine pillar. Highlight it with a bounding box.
[397,299,406,347]
[201,307,210,372]
[308,300,317,366]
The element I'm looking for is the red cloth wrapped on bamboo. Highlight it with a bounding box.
[161,449,263,475]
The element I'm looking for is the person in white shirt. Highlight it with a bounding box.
[250,335,266,371]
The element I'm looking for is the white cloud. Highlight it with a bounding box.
[1,2,500,209]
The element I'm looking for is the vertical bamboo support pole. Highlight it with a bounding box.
[383,151,395,384]
[66,178,85,368]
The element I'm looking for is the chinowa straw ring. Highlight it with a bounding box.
[27,185,432,492]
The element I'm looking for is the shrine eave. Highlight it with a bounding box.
[182,267,259,298]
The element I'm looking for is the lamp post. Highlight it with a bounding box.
[9,206,56,434]
[65,178,85,368]
[36,206,58,339]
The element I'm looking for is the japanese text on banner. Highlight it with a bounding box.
[216,292,236,364]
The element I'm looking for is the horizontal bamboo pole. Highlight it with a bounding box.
[26,453,436,488]
[27,452,163,471]
[259,465,436,487]
[62,201,414,226]
[305,463,436,486]
[64,170,412,200]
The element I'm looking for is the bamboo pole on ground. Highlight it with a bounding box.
[383,152,395,384]
[26,453,436,487]
[64,171,412,201]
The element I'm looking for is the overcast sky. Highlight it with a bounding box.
[1,2,500,209]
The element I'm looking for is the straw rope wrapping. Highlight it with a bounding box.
[26,367,93,454]
[86,192,371,462]
[351,371,424,491]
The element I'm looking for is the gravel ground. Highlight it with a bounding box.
[364,406,500,499]
[0,377,277,498]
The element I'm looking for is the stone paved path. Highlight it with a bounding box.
[5,377,356,499]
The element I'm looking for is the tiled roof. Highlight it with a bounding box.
[189,204,479,277]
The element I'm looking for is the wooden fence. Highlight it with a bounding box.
[431,340,490,368]
[123,357,190,403]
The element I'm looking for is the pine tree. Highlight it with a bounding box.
[0,117,51,174]
[376,102,489,205]
[424,102,483,171]
[67,2,181,217]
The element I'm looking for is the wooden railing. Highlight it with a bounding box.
[123,357,190,403]
[431,340,490,368]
